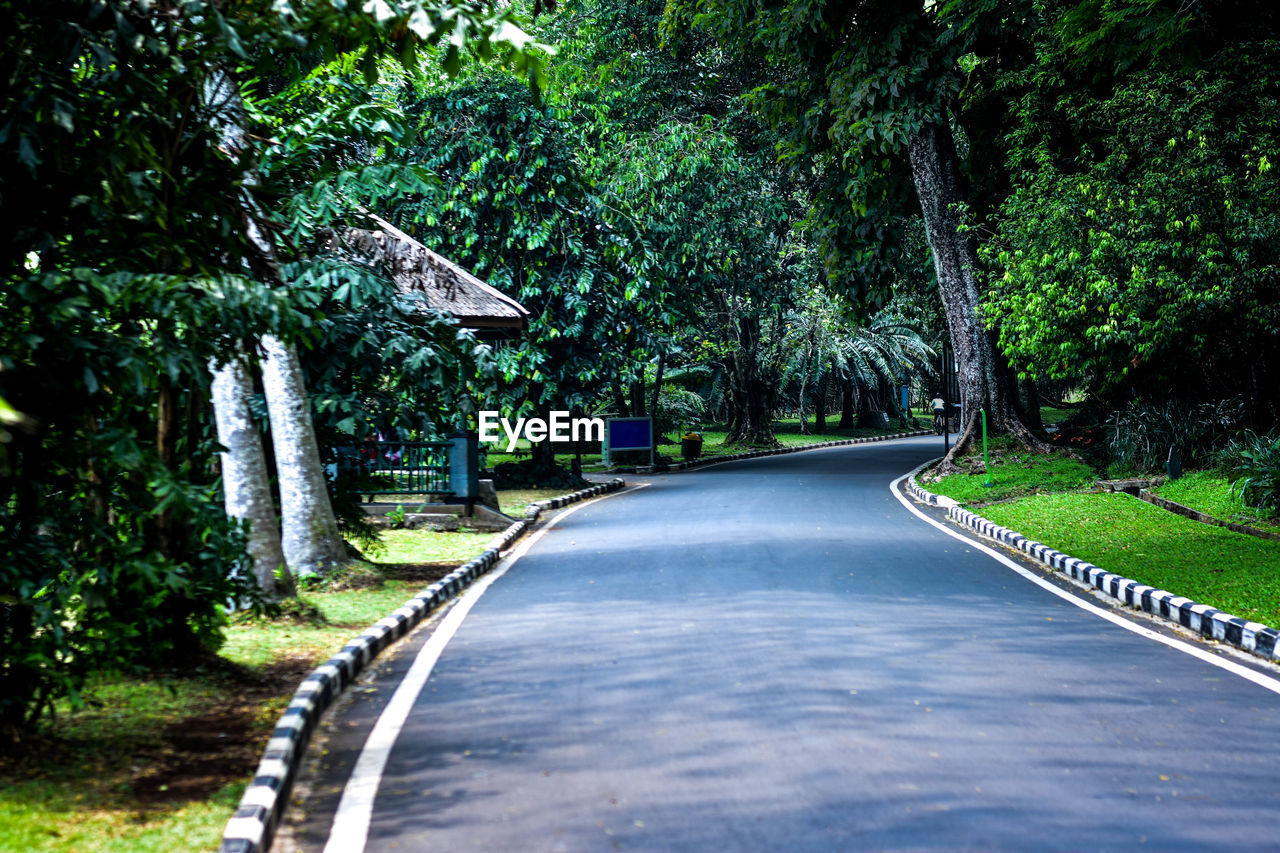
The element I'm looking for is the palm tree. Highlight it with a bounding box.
[782,287,933,432]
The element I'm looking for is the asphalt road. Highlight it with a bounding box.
[290,436,1280,851]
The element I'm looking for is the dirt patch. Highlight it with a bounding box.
[129,655,318,807]
[1,655,324,813]
[379,562,459,583]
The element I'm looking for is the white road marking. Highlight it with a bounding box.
[890,471,1280,696]
[321,485,648,853]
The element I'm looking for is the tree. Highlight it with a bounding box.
[664,0,1044,466]
[982,15,1280,423]
[0,0,548,731]
[211,356,294,599]
[386,76,648,467]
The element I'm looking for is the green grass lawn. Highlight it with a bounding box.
[1152,470,1278,529]
[494,488,572,517]
[0,524,496,853]
[923,443,1280,627]
[1038,406,1076,425]
[667,417,922,463]
[926,441,1098,504]
[979,492,1280,626]
[377,528,497,564]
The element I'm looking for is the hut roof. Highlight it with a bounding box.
[341,214,529,332]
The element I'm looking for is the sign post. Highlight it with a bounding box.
[604,416,655,468]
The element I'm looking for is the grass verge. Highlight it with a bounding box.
[925,438,1098,504]
[1151,470,1278,529]
[979,492,1280,627]
[0,525,495,853]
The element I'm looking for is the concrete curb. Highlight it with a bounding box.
[904,465,1280,665]
[646,429,932,473]
[1139,489,1280,543]
[904,457,959,508]
[219,478,627,853]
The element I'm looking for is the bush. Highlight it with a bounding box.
[655,387,706,437]
[491,458,589,490]
[1227,431,1280,518]
[1107,397,1244,474]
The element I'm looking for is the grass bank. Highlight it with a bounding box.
[922,436,1096,505]
[924,441,1280,628]
[979,493,1280,626]
[0,518,504,852]
[1150,470,1278,530]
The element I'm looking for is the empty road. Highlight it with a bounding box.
[286,436,1280,851]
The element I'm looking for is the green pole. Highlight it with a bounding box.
[982,408,993,488]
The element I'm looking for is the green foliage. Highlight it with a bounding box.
[0,0,551,733]
[1106,398,1245,475]
[0,270,281,732]
[927,449,1098,504]
[660,0,969,305]
[655,387,707,436]
[983,35,1280,400]
[1153,469,1278,527]
[1227,432,1280,517]
[390,77,646,415]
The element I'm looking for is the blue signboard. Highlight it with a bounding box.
[606,417,654,451]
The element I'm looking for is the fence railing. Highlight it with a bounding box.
[332,441,452,498]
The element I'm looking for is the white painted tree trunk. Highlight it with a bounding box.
[205,68,348,578]
[260,334,348,576]
[210,356,294,600]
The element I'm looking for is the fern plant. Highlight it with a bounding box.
[1228,431,1280,518]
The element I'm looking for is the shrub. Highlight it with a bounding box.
[1107,397,1245,474]
[1227,431,1280,518]
[655,387,706,437]
[491,458,589,490]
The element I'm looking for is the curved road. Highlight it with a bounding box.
[286,436,1280,851]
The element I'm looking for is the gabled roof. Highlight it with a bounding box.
[339,214,529,331]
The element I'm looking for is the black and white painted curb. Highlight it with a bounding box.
[905,462,1280,664]
[650,429,932,473]
[219,478,626,853]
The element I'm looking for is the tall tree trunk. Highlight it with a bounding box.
[207,68,350,577]
[211,356,294,599]
[908,120,1046,469]
[154,375,178,559]
[630,379,646,418]
[881,377,900,419]
[839,377,855,428]
[720,359,740,438]
[260,335,347,577]
[725,316,779,447]
[813,368,830,434]
[796,370,809,434]
[650,353,665,429]
[613,383,630,418]
[1016,374,1043,432]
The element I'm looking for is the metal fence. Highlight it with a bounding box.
[332,441,452,498]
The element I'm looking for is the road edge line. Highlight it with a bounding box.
[890,471,1280,696]
[219,479,630,853]
[319,482,646,853]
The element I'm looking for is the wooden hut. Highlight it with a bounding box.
[338,213,529,336]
